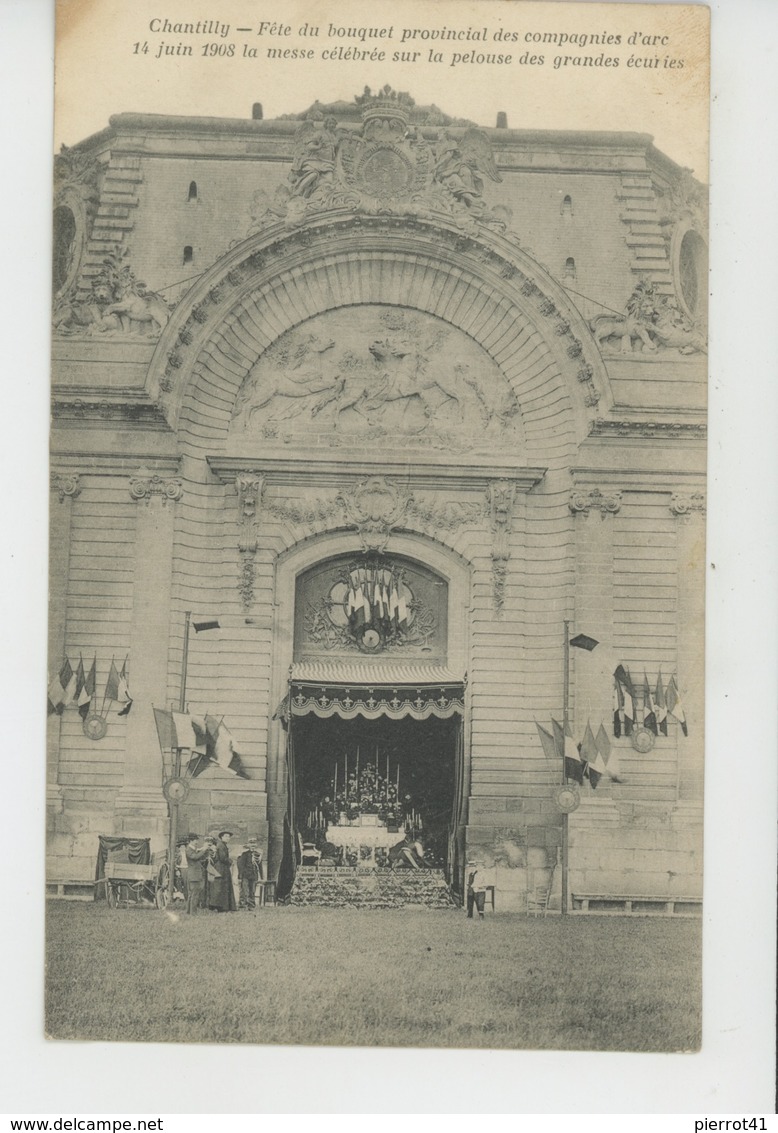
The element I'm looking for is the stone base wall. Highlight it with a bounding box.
[569,798,703,900]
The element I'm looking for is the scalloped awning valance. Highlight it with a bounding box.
[285,662,465,721]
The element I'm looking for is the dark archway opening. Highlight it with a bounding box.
[291,714,460,871]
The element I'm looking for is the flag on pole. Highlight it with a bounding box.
[614,665,635,735]
[74,657,85,706]
[117,657,133,716]
[171,711,198,749]
[666,675,689,736]
[205,714,249,777]
[48,658,77,715]
[642,671,658,735]
[78,656,96,720]
[563,720,579,784]
[581,721,606,789]
[535,720,558,762]
[613,680,623,738]
[153,706,175,751]
[596,721,623,783]
[655,671,668,736]
[103,659,121,705]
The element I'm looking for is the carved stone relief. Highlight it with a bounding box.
[230,305,522,455]
[247,86,504,236]
[234,472,264,610]
[489,481,518,617]
[53,248,173,339]
[589,279,706,357]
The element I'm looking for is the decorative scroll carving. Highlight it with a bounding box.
[569,488,622,518]
[129,470,183,505]
[489,481,517,617]
[669,491,706,518]
[234,472,264,611]
[50,472,81,503]
[337,476,411,553]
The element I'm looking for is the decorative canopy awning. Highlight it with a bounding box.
[286,661,465,721]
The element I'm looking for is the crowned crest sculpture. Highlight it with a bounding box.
[250,86,506,234]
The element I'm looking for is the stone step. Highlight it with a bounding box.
[290,867,457,909]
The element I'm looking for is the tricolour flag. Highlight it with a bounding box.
[104,659,121,704]
[552,718,584,784]
[582,722,607,789]
[205,714,249,778]
[596,721,623,783]
[117,657,133,716]
[78,656,96,720]
[614,664,635,735]
[642,671,658,735]
[655,670,668,736]
[666,675,689,736]
[48,658,77,715]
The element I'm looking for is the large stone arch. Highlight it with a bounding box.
[148,213,613,462]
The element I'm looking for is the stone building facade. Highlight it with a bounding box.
[48,89,707,910]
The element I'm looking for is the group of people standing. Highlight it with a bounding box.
[182,831,264,915]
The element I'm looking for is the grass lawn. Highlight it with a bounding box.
[46,900,701,1051]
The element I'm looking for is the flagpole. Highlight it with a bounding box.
[166,611,191,905]
[561,618,570,916]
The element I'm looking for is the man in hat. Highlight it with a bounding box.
[183,833,209,916]
[236,837,264,909]
[207,830,237,912]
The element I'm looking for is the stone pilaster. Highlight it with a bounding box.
[116,469,182,845]
[670,490,706,800]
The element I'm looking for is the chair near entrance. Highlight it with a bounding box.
[298,833,322,868]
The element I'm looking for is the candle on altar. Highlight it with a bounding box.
[344,750,348,802]
[386,754,389,802]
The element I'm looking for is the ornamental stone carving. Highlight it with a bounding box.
[50,472,81,502]
[246,86,504,236]
[230,305,522,455]
[589,279,706,357]
[669,491,706,518]
[53,248,172,339]
[129,470,183,505]
[234,472,264,610]
[336,477,410,553]
[569,488,622,518]
[489,481,517,617]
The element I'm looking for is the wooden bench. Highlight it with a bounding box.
[46,879,96,901]
[572,893,702,916]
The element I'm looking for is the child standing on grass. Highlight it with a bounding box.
[466,859,487,919]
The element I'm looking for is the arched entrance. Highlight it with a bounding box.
[270,542,471,900]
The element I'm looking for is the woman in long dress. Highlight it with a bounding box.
[207,831,237,912]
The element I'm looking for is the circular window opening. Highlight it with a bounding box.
[52,205,77,294]
[678,230,708,321]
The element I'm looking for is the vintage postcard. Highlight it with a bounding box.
[47,0,710,1054]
